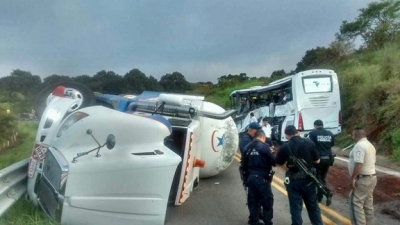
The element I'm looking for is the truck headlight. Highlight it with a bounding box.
[57,112,88,137]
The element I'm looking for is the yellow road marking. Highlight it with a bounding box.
[234,155,241,162]
[273,174,351,225]
[234,152,351,225]
[271,182,335,225]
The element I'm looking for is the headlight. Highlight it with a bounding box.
[56,112,88,137]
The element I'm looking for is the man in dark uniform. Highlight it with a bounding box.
[239,121,262,220]
[241,130,275,225]
[308,119,335,202]
[275,125,322,225]
[239,122,262,155]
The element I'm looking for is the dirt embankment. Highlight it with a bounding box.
[327,165,400,219]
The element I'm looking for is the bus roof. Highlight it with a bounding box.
[257,75,293,93]
[229,86,264,97]
[229,69,336,97]
[229,76,293,97]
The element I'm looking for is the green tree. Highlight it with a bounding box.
[145,75,163,91]
[339,0,400,49]
[0,70,42,113]
[295,47,339,72]
[72,75,98,91]
[124,69,149,94]
[42,74,72,87]
[270,69,286,78]
[159,72,192,93]
[329,35,355,59]
[295,49,318,72]
[217,73,249,87]
[93,70,126,94]
[0,70,42,98]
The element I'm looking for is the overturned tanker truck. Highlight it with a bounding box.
[26,81,239,225]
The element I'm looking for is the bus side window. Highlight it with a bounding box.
[273,94,280,104]
[285,91,292,101]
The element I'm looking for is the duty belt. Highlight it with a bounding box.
[287,170,308,180]
[357,174,376,178]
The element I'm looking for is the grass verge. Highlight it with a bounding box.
[0,122,38,169]
[0,199,57,225]
[0,121,56,225]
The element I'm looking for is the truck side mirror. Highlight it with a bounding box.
[106,134,116,150]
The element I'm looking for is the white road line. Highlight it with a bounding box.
[335,156,400,178]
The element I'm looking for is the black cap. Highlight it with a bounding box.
[248,122,262,130]
[284,125,297,136]
[314,119,323,127]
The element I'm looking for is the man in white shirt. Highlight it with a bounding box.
[260,117,273,150]
[249,112,258,123]
[260,118,271,137]
[348,127,377,225]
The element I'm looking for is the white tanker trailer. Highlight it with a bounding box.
[26,82,239,225]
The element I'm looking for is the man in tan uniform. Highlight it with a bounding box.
[348,127,377,225]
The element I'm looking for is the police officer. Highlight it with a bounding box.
[239,122,262,155]
[239,122,262,220]
[275,125,323,225]
[348,127,377,224]
[242,130,275,225]
[308,119,335,202]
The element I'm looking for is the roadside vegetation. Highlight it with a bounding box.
[0,121,55,225]
[0,104,17,146]
[0,198,57,225]
[0,0,398,223]
[0,122,38,169]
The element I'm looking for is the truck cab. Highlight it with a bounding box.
[27,84,239,225]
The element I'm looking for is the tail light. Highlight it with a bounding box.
[298,112,303,131]
[339,110,342,126]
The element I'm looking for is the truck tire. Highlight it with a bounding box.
[34,81,96,119]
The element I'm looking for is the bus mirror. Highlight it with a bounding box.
[269,102,275,117]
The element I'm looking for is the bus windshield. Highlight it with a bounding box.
[302,76,332,93]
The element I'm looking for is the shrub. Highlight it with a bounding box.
[389,129,400,163]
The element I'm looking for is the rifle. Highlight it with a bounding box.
[287,143,333,206]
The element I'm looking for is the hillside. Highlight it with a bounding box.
[334,42,400,160]
[200,42,400,162]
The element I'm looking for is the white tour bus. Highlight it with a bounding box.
[229,69,342,143]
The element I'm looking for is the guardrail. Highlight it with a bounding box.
[0,158,29,217]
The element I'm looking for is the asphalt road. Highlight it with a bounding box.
[165,153,399,225]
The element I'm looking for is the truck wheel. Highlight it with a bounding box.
[34,81,96,119]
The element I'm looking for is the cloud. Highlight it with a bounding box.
[0,0,375,83]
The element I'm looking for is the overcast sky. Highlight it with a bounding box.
[0,0,375,83]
